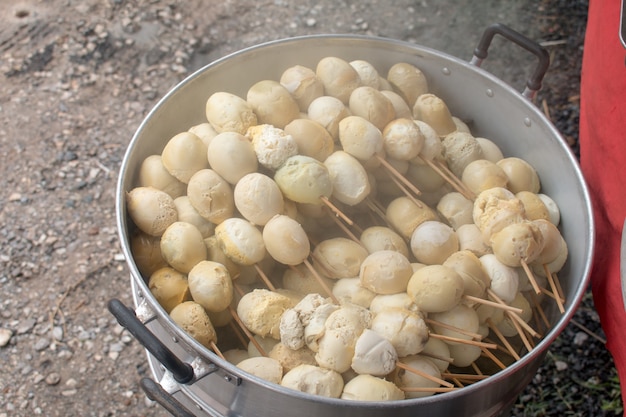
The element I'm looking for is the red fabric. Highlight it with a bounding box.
[579,0,626,406]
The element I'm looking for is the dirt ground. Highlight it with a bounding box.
[2,0,619,416]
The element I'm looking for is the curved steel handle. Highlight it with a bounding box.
[471,23,551,99]
[140,377,196,417]
[107,298,194,384]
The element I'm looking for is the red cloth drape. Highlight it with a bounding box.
[579,0,626,406]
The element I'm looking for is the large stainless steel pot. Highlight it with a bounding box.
[113,25,594,417]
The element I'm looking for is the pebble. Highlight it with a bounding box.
[52,326,63,341]
[17,318,36,335]
[0,328,12,346]
[555,360,568,371]
[573,331,588,346]
[45,372,61,385]
[34,338,50,351]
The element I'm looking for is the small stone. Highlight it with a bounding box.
[61,389,77,396]
[8,193,22,202]
[45,372,61,385]
[0,328,13,346]
[109,342,124,352]
[52,326,63,341]
[108,351,119,360]
[34,338,50,351]
[17,318,36,334]
[573,331,588,346]
[555,360,568,371]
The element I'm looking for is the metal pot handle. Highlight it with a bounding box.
[470,23,550,100]
[107,298,195,384]
[140,377,196,417]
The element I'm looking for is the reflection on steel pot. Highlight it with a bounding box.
[113,25,594,417]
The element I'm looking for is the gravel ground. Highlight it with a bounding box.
[0,0,622,416]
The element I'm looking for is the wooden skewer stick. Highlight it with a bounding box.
[395,361,454,388]
[417,156,474,201]
[229,320,249,349]
[288,264,305,278]
[528,290,551,329]
[227,305,267,357]
[470,361,484,376]
[375,155,422,197]
[506,310,542,339]
[432,158,476,200]
[442,372,490,381]
[508,313,533,353]
[486,318,521,361]
[486,289,541,339]
[303,258,339,304]
[464,294,524,314]
[429,333,497,349]
[365,198,391,227]
[451,377,465,388]
[420,351,454,364]
[253,264,276,292]
[538,286,565,303]
[520,259,541,294]
[425,318,483,340]
[386,170,424,208]
[480,347,507,370]
[233,282,246,298]
[544,264,565,313]
[210,341,226,360]
[483,337,519,359]
[553,272,565,301]
[327,211,363,245]
[319,196,353,225]
[400,386,458,393]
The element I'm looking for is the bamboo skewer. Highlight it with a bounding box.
[539,286,565,303]
[508,313,533,352]
[303,258,339,304]
[253,264,276,291]
[442,372,490,381]
[386,170,424,208]
[229,321,249,349]
[376,155,423,198]
[544,264,565,313]
[327,211,363,245]
[520,259,541,294]
[506,310,541,339]
[429,333,497,349]
[425,318,483,340]
[464,294,524,314]
[481,347,507,370]
[400,386,458,393]
[395,361,454,388]
[486,318,521,361]
[470,362,484,376]
[319,196,353,225]
[486,289,541,339]
[417,156,475,200]
[483,337,519,359]
[528,290,551,329]
[227,305,267,356]
[210,341,225,360]
[433,159,476,201]
[421,351,454,364]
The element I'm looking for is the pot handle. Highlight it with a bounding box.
[140,377,196,417]
[107,298,195,384]
[470,23,550,100]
